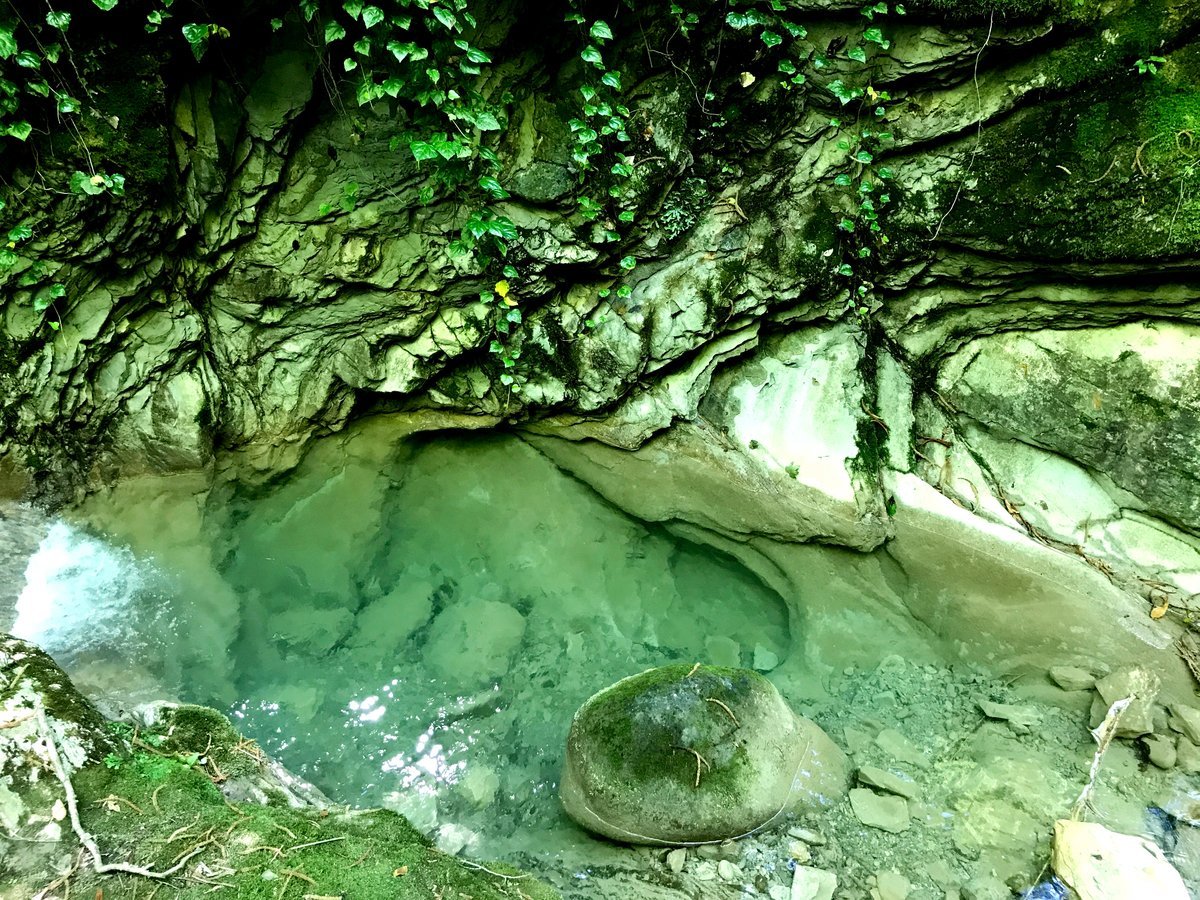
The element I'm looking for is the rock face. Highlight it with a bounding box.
[560,664,847,845]
[2,1,1199,704]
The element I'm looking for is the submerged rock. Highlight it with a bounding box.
[1090,667,1161,737]
[1051,819,1189,900]
[849,788,910,834]
[560,664,847,845]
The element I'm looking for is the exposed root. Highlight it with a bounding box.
[704,698,740,727]
[1071,697,1130,821]
[34,700,209,880]
[684,663,701,678]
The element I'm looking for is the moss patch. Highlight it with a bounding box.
[62,751,559,899]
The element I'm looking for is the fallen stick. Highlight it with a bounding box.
[34,700,207,880]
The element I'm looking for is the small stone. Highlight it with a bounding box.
[261,870,279,882]
[693,860,718,882]
[875,728,931,770]
[1048,665,1096,692]
[924,860,960,889]
[872,870,911,900]
[753,643,781,672]
[1176,737,1200,774]
[791,865,837,900]
[961,874,1008,900]
[858,765,920,800]
[696,844,721,859]
[717,859,742,882]
[787,825,825,845]
[849,788,910,834]
[1090,667,1160,737]
[788,840,811,864]
[978,700,1040,735]
[769,886,790,900]
[1168,703,1200,744]
[1143,734,1177,769]
[844,726,874,756]
[666,848,686,873]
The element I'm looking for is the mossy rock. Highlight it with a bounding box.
[560,664,847,845]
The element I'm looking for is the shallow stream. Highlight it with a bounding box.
[7,424,1199,899]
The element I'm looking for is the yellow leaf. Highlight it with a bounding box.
[494,280,509,298]
[1150,601,1169,620]
[503,296,517,307]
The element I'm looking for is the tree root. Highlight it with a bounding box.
[34,700,209,880]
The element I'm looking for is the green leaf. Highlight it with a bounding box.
[69,170,105,195]
[5,121,32,141]
[7,225,32,242]
[505,308,522,324]
[618,256,636,270]
[343,0,364,17]
[478,175,509,198]
[618,209,635,223]
[363,6,385,28]
[92,0,119,10]
[182,23,210,60]
[56,95,80,114]
[837,263,854,275]
[432,6,458,30]
[855,149,873,163]
[353,37,371,55]
[489,217,518,241]
[616,284,632,298]
[580,45,603,67]
[270,17,283,30]
[0,248,17,268]
[325,21,346,43]
[847,46,867,63]
[343,57,357,71]
[466,46,491,64]
[16,50,41,69]
[760,30,782,48]
[863,26,887,46]
[300,0,318,22]
[589,20,613,42]
[46,11,71,29]
[837,217,855,231]
[834,173,852,187]
[0,28,16,59]
[387,40,425,63]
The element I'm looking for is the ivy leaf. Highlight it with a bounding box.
[478,175,509,198]
[16,51,41,69]
[353,37,371,55]
[342,0,364,17]
[618,209,636,223]
[601,71,621,90]
[387,40,425,63]
[580,45,603,67]
[57,95,80,114]
[855,150,874,163]
[5,121,32,141]
[324,21,346,43]
[760,30,782,48]
[7,225,32,242]
[343,57,357,71]
[834,173,852,187]
[618,256,636,270]
[847,46,867,63]
[863,26,887,46]
[92,0,119,10]
[837,263,854,276]
[466,46,491,64]
[363,6,385,28]
[409,140,439,162]
[488,217,519,241]
[589,20,613,42]
[182,23,210,60]
[46,11,71,30]
[432,6,459,31]
[0,28,16,59]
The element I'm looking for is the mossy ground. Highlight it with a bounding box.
[56,743,559,900]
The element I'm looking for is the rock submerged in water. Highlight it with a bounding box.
[560,664,847,845]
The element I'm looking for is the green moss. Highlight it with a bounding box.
[64,751,559,899]
[573,664,763,793]
[154,704,262,779]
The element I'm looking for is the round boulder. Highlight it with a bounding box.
[560,664,847,844]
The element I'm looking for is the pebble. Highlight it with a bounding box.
[875,728,931,770]
[978,700,1040,735]
[872,870,911,900]
[858,764,920,800]
[1169,703,1200,744]
[787,825,825,845]
[1144,734,1177,769]
[849,787,910,833]
[1048,665,1096,692]
[791,865,837,900]
[788,840,811,863]
[717,859,742,883]
[754,643,781,671]
[1176,737,1200,774]
[665,848,686,873]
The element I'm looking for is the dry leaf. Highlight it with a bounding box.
[1151,601,1169,620]
[51,799,65,821]
[393,866,409,877]
[739,71,755,88]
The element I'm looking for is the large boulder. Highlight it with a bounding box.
[560,664,847,845]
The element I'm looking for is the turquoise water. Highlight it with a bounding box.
[11,424,1200,897]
